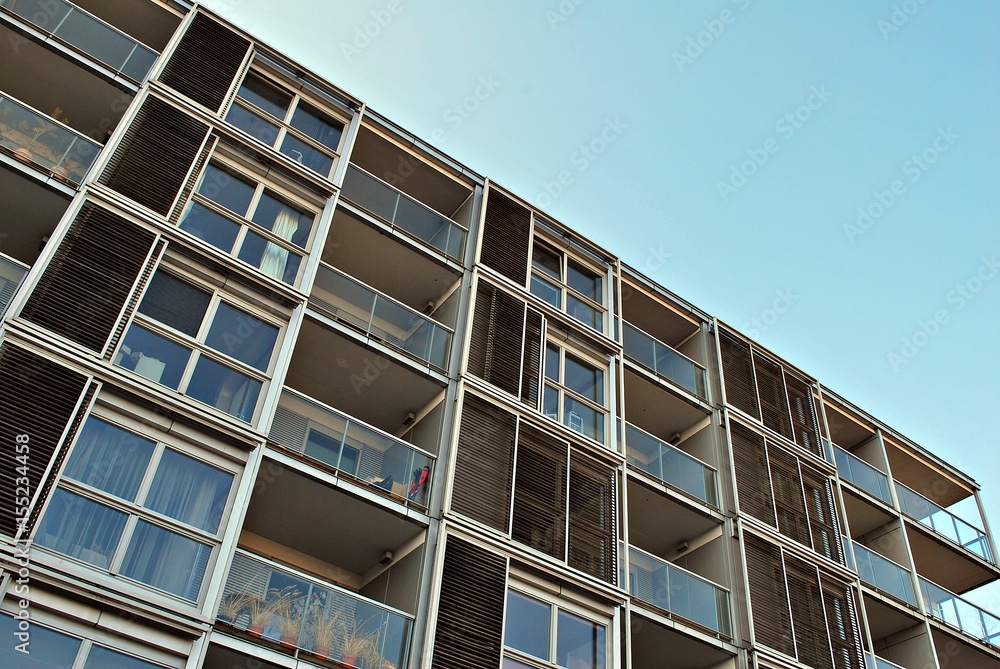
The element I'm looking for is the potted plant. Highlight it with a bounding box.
[338,619,379,669]
[308,604,343,660]
[217,589,254,625]
[245,586,297,638]
[273,593,306,649]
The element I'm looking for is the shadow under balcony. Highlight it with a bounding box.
[628,611,737,669]
[863,594,936,669]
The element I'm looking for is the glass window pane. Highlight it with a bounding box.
[137,272,211,337]
[235,75,291,119]
[63,417,155,501]
[237,230,302,284]
[251,192,313,247]
[533,245,561,279]
[145,449,233,533]
[35,489,127,569]
[567,261,602,303]
[204,303,278,371]
[120,520,211,601]
[531,275,561,308]
[545,344,560,381]
[543,385,559,421]
[279,133,334,176]
[564,355,604,404]
[117,326,191,389]
[557,609,605,669]
[289,102,343,151]
[187,356,262,422]
[504,591,550,660]
[85,645,163,669]
[178,202,241,252]
[197,164,255,215]
[0,614,81,669]
[226,104,280,146]
[502,660,536,669]
[564,396,604,442]
[567,295,602,331]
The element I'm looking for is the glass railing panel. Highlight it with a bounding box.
[625,546,731,637]
[0,94,101,184]
[842,535,856,572]
[622,322,707,400]
[833,446,892,504]
[0,254,28,317]
[219,551,411,667]
[897,484,994,563]
[852,542,916,606]
[341,165,467,261]
[624,423,717,508]
[919,577,1000,649]
[866,652,907,669]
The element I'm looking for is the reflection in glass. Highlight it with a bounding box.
[187,356,262,422]
[204,302,278,371]
[63,418,154,501]
[504,591,550,661]
[35,489,127,569]
[120,520,211,601]
[0,614,81,669]
[146,449,233,533]
[557,609,605,669]
[116,326,191,389]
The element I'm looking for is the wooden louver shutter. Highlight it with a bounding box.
[520,308,542,406]
[753,353,793,440]
[743,534,795,656]
[452,395,515,531]
[568,453,617,584]
[719,330,759,419]
[431,536,505,669]
[512,422,567,560]
[820,576,864,669]
[768,445,812,547]
[159,12,251,113]
[480,189,531,284]
[20,204,156,353]
[468,283,524,396]
[100,96,209,216]
[0,345,89,537]
[730,422,777,527]
[786,374,822,456]
[784,556,834,669]
[802,466,843,564]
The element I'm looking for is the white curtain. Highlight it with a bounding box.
[260,206,299,280]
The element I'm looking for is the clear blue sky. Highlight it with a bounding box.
[199,1,1000,604]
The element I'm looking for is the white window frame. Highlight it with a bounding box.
[542,342,609,445]
[530,239,607,333]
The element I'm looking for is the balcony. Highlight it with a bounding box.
[896,483,994,563]
[0,0,158,82]
[310,263,453,372]
[622,321,707,400]
[625,422,718,508]
[269,389,433,510]
[835,446,893,504]
[0,93,100,184]
[919,577,1000,649]
[865,651,908,669]
[0,253,27,317]
[340,165,467,262]
[853,541,917,606]
[218,550,411,667]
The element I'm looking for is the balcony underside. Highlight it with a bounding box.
[629,609,735,668]
[628,478,720,557]
[907,521,1000,594]
[842,487,897,536]
[929,627,1000,669]
[0,165,69,264]
[624,369,711,440]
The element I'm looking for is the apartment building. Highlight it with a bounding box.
[0,2,997,669]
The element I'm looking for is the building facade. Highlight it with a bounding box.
[0,2,998,669]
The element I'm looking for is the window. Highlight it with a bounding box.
[530,242,605,331]
[504,590,607,669]
[179,162,316,284]
[542,344,607,443]
[33,415,235,602]
[115,270,280,422]
[225,72,345,178]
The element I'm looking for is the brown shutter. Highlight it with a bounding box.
[567,452,617,583]
[730,422,777,527]
[100,96,210,216]
[820,576,864,669]
[159,13,251,113]
[719,330,759,419]
[480,189,531,284]
[784,556,834,669]
[768,445,811,547]
[431,536,506,669]
[520,308,542,406]
[753,353,793,440]
[802,466,842,563]
[20,203,157,353]
[0,345,89,537]
[452,395,516,532]
[744,534,795,656]
[511,422,567,559]
[787,374,822,456]
[468,282,524,396]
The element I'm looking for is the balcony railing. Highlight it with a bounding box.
[624,422,718,508]
[852,541,917,606]
[0,93,101,184]
[622,321,707,400]
[834,446,893,504]
[896,483,994,563]
[219,550,412,667]
[625,544,731,638]
[269,389,434,509]
[341,164,467,261]
[0,253,28,317]
[919,577,1000,649]
[310,263,453,371]
[865,651,907,669]
[0,0,158,81]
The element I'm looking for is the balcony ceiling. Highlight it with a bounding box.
[842,488,897,537]
[624,369,709,440]
[621,288,699,349]
[74,0,180,51]
[628,478,719,557]
[0,166,70,265]
[826,405,876,451]
[862,593,923,642]
[906,522,1000,594]
[630,612,733,669]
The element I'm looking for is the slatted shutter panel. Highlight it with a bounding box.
[20,204,157,353]
[468,283,525,396]
[431,536,506,669]
[719,330,759,419]
[820,577,864,669]
[100,96,210,216]
[452,395,516,531]
[768,446,811,547]
[753,353,793,440]
[730,422,777,527]
[785,556,834,669]
[802,466,842,563]
[0,345,89,537]
[567,452,617,583]
[520,308,542,406]
[480,189,531,284]
[512,422,567,559]
[159,13,251,113]
[787,374,821,456]
[744,534,795,656]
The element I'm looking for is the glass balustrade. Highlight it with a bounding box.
[624,422,718,508]
[865,651,907,669]
[0,254,28,317]
[219,551,412,667]
[341,165,467,261]
[625,545,731,637]
[896,484,994,563]
[919,577,1000,649]
[852,541,917,606]
[0,94,101,184]
[834,446,892,504]
[269,389,433,508]
[310,263,453,371]
[622,321,707,399]
[1,0,158,81]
